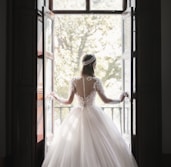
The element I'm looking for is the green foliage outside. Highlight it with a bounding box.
[51,14,131,142]
[53,14,123,101]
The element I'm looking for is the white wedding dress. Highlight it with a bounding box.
[42,77,138,167]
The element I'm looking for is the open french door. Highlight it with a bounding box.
[122,7,137,156]
[36,6,55,166]
[42,6,55,155]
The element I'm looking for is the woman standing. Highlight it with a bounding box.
[42,54,138,167]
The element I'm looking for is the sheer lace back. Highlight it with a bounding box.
[71,76,104,107]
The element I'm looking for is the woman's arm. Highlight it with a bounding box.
[50,91,75,105]
[95,78,128,104]
[50,79,76,105]
[97,91,128,104]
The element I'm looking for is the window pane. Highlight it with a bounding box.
[45,58,54,148]
[37,0,44,11]
[54,14,124,132]
[37,18,44,143]
[45,18,53,53]
[90,0,123,10]
[37,58,44,142]
[53,0,86,10]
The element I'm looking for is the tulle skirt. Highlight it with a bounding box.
[41,105,138,167]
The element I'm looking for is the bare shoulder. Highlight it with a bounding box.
[71,77,81,80]
[71,76,81,84]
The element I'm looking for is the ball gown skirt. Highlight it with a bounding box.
[41,102,138,167]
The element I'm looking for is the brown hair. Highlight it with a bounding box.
[81,54,96,77]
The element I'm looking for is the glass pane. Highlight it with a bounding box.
[122,11,132,147]
[53,0,86,10]
[37,18,44,143]
[37,58,44,142]
[45,59,53,148]
[45,18,53,53]
[90,0,123,10]
[37,18,42,56]
[123,13,131,94]
[53,14,126,137]
[44,9,54,152]
[133,99,136,135]
[37,0,44,11]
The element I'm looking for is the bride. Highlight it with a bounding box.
[41,54,138,167]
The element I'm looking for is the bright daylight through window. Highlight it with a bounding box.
[53,14,131,146]
[52,0,124,11]
[40,0,133,149]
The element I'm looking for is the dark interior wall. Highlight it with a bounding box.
[1,0,170,167]
[136,0,161,166]
[7,0,37,166]
[161,0,171,154]
[0,0,6,158]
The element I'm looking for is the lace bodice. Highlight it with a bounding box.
[76,90,96,107]
[71,77,104,107]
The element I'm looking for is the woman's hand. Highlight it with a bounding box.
[46,92,56,99]
[120,92,129,102]
[50,92,56,97]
